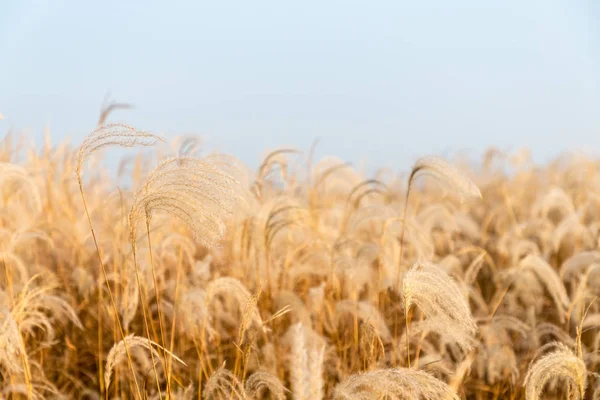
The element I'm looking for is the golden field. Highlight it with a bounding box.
[0,121,599,399]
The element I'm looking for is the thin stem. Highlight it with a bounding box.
[98,286,104,395]
[17,333,33,399]
[396,184,412,292]
[167,243,184,391]
[396,182,413,369]
[144,212,172,397]
[1,249,15,307]
[130,240,164,400]
[405,299,411,368]
[78,179,142,400]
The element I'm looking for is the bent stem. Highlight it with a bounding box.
[77,179,142,400]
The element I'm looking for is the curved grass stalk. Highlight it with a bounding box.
[76,124,163,399]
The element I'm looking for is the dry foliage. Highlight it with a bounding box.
[0,122,599,400]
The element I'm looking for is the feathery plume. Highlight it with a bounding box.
[335,300,391,343]
[129,156,243,247]
[524,342,587,400]
[203,366,247,400]
[245,369,287,400]
[408,156,482,201]
[104,334,185,391]
[205,277,263,328]
[0,308,23,373]
[334,368,460,400]
[402,262,477,351]
[519,255,570,323]
[291,323,325,400]
[76,124,163,178]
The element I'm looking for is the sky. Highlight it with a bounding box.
[1,0,599,170]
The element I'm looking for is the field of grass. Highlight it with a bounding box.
[0,121,599,399]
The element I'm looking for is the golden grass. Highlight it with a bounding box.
[0,121,599,399]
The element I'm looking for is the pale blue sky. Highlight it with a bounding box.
[1,1,599,168]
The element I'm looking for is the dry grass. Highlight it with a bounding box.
[0,120,599,399]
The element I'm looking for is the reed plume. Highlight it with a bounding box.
[129,156,243,247]
[524,342,587,400]
[290,322,325,400]
[104,334,185,392]
[76,123,163,398]
[2,121,600,399]
[334,368,460,400]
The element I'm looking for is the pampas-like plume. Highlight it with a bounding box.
[76,123,164,398]
[333,368,460,400]
[291,323,325,400]
[163,384,195,400]
[397,156,481,289]
[519,255,570,323]
[408,156,482,201]
[244,369,287,400]
[2,382,63,400]
[203,366,247,400]
[205,277,263,328]
[104,334,186,391]
[129,156,243,396]
[76,124,163,178]
[335,300,392,343]
[177,288,214,338]
[524,342,587,400]
[129,156,243,247]
[0,163,42,214]
[10,277,83,346]
[561,251,600,281]
[0,307,23,373]
[402,262,477,351]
